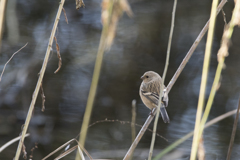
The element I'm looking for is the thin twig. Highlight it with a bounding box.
[54,145,78,160]
[190,0,220,159]
[29,143,38,160]
[54,36,62,74]
[62,8,68,24]
[227,96,240,160]
[0,133,30,153]
[221,9,227,26]
[40,82,46,112]
[123,1,227,160]
[0,43,28,82]
[86,119,167,141]
[14,1,66,159]
[148,0,177,160]
[42,138,93,160]
[42,139,76,160]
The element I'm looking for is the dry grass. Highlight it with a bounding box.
[14,1,66,159]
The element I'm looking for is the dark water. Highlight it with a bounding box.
[0,0,240,159]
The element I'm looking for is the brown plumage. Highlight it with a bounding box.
[139,71,170,123]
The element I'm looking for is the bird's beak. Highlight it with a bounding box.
[140,75,144,80]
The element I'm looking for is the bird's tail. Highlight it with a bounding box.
[160,106,170,123]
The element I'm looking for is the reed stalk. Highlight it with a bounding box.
[14,1,66,159]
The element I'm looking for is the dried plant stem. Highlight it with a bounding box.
[14,1,65,159]
[77,146,86,160]
[54,36,62,74]
[227,97,240,160]
[0,133,30,153]
[40,82,46,112]
[193,1,240,159]
[198,137,205,160]
[148,0,177,160]
[0,43,28,82]
[43,138,92,160]
[153,109,240,160]
[75,1,114,160]
[123,108,157,160]
[130,100,137,160]
[123,1,227,159]
[43,139,76,160]
[0,0,7,48]
[190,0,219,159]
[166,0,227,94]
[131,100,137,143]
[55,145,78,160]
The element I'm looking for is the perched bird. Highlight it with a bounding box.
[139,71,170,123]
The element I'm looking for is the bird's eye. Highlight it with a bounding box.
[146,76,149,78]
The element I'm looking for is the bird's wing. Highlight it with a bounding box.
[141,90,159,106]
[141,90,167,107]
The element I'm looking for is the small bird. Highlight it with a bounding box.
[139,71,170,123]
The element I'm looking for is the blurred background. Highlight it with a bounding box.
[0,0,240,159]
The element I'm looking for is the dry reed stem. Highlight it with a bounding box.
[166,0,227,94]
[130,100,137,160]
[131,100,137,143]
[40,82,46,112]
[55,145,78,160]
[42,139,76,160]
[194,1,240,159]
[76,1,132,160]
[77,146,86,160]
[0,133,30,153]
[227,97,240,160]
[190,0,220,159]
[148,0,177,160]
[153,109,240,159]
[77,1,114,155]
[44,118,169,160]
[0,0,7,49]
[0,43,28,82]
[198,137,205,160]
[74,139,93,159]
[14,1,66,159]
[123,108,157,160]
[42,138,92,160]
[123,1,227,159]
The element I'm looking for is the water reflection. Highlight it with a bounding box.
[0,0,240,159]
